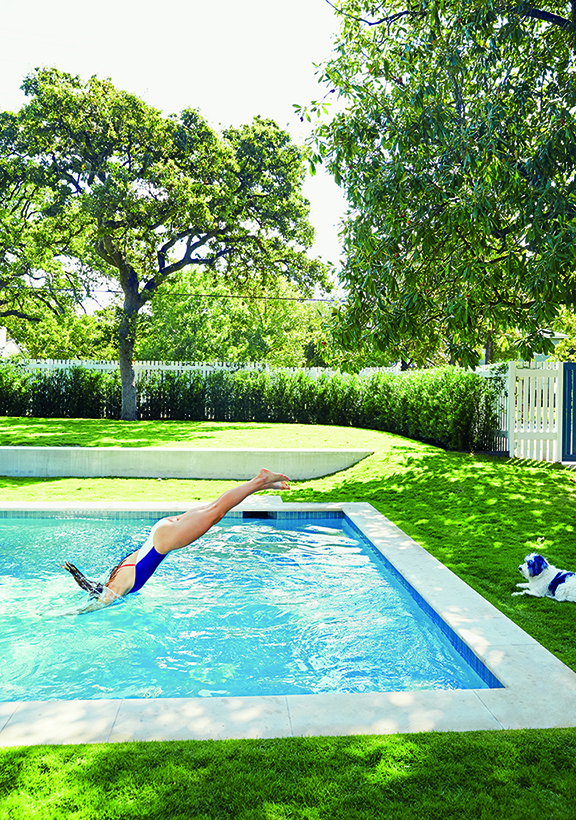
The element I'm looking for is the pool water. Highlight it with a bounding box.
[0,514,492,701]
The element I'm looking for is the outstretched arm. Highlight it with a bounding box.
[74,586,121,613]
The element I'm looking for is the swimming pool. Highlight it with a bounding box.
[3,499,576,745]
[0,510,497,702]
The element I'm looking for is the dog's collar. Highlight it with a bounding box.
[548,571,574,596]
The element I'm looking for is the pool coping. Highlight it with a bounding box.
[2,498,576,745]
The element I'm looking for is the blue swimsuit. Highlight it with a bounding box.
[128,521,167,594]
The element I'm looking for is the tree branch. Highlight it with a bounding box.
[325,0,572,32]
[141,245,237,302]
[509,3,572,29]
[0,308,42,321]
[325,0,425,26]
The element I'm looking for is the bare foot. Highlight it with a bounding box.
[258,468,290,490]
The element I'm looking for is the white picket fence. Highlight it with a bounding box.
[14,358,399,379]
[475,360,566,462]
[15,357,566,461]
[506,360,564,462]
[17,359,263,378]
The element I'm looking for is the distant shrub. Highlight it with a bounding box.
[0,361,500,451]
[138,370,205,421]
[0,361,29,416]
[394,367,497,450]
[0,362,121,419]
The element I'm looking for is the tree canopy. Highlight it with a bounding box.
[6,68,328,417]
[134,269,325,366]
[3,305,118,360]
[0,110,89,325]
[305,0,576,365]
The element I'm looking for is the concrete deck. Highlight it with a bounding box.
[2,499,576,746]
[0,447,372,480]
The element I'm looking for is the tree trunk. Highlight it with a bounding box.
[93,239,147,421]
[484,334,493,365]
[118,312,138,421]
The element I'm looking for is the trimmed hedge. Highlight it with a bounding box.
[0,363,121,420]
[0,362,501,451]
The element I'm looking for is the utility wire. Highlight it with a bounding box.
[29,287,340,303]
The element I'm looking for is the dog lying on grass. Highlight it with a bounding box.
[513,553,576,602]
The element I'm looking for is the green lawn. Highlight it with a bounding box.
[2,731,576,820]
[0,416,375,449]
[2,417,576,818]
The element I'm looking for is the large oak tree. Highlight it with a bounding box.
[307,0,576,365]
[10,68,328,418]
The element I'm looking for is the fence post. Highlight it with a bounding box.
[556,362,564,463]
[507,362,516,458]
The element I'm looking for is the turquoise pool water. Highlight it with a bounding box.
[0,512,495,701]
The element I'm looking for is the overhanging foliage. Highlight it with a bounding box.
[306,0,576,365]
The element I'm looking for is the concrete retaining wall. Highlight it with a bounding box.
[0,447,373,480]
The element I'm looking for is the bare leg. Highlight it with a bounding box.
[153,469,289,554]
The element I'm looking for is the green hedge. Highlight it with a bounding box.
[0,362,501,451]
[0,363,121,419]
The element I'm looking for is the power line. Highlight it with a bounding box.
[55,287,341,303]
[114,291,337,303]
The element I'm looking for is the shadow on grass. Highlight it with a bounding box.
[2,731,576,819]
[0,417,275,447]
[0,475,240,505]
[292,450,576,567]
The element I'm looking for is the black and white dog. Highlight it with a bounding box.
[513,553,576,602]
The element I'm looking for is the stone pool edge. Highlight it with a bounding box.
[2,498,576,746]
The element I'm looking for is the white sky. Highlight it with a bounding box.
[0,0,347,269]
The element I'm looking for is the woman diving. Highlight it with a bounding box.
[62,468,290,611]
